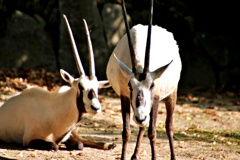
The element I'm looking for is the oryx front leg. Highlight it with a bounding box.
[164,90,177,160]
[131,127,146,160]
[148,95,160,160]
[121,95,131,160]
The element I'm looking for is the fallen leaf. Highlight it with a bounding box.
[29,152,36,157]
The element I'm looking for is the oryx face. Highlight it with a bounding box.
[114,53,171,126]
[128,73,155,126]
[78,76,101,114]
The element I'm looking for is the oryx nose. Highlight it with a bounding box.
[91,105,100,111]
[135,116,147,124]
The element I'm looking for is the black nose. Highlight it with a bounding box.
[91,105,99,111]
[135,116,147,123]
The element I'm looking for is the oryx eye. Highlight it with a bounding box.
[88,89,96,100]
[150,83,155,90]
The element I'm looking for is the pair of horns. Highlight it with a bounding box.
[121,0,154,74]
[63,14,95,77]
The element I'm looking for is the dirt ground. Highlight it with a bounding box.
[0,69,239,160]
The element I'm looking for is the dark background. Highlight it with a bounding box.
[0,0,239,88]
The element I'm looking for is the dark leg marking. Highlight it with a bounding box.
[148,95,160,160]
[120,95,131,160]
[64,137,84,150]
[164,89,177,160]
[131,127,146,160]
[28,139,58,150]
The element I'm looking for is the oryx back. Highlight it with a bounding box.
[106,24,181,99]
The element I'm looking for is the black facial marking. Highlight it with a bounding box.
[88,89,96,100]
[136,90,145,107]
[77,83,86,118]
[128,82,132,91]
[138,73,147,81]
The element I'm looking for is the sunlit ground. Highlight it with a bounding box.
[0,68,239,159]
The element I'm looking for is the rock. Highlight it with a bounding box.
[101,3,127,51]
[0,10,57,70]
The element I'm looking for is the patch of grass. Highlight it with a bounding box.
[222,131,240,139]
[172,128,240,145]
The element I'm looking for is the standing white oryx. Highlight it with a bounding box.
[106,0,181,159]
[0,14,116,151]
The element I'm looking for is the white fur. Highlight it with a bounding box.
[106,24,182,126]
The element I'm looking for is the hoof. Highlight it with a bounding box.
[104,143,116,150]
[131,155,139,160]
[78,142,84,150]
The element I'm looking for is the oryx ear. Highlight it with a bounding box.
[60,69,75,84]
[98,80,111,89]
[150,60,173,79]
[114,54,133,78]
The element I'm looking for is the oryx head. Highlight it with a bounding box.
[63,15,109,114]
[115,0,172,126]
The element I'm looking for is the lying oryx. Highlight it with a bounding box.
[0,15,115,151]
[106,0,181,159]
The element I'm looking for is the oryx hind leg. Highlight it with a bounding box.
[65,130,116,150]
